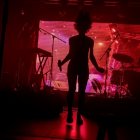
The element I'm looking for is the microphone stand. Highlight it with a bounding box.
[39,28,66,89]
[100,34,119,97]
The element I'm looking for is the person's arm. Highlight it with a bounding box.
[58,52,71,72]
[89,41,104,73]
[58,39,72,71]
[61,53,71,66]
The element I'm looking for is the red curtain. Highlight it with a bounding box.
[1,1,39,89]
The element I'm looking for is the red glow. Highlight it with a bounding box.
[98,42,104,46]
[115,40,119,44]
[38,21,140,93]
[111,28,116,33]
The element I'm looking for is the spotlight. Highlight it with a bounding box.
[98,42,104,46]
[115,40,119,44]
[111,28,116,33]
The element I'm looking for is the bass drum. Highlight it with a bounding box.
[110,70,123,85]
[124,70,140,98]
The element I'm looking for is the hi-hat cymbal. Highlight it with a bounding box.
[113,53,133,63]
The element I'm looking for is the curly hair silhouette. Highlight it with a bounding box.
[74,10,92,33]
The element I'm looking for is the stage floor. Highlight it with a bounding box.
[0,89,140,140]
[1,109,140,140]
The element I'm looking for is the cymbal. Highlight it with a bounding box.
[113,53,133,63]
[125,65,140,69]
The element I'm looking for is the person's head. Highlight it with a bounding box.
[74,10,92,34]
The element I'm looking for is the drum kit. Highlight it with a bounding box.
[110,53,140,97]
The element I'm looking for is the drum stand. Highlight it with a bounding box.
[99,33,119,97]
[115,63,130,98]
[115,63,125,97]
[104,47,111,97]
[99,41,116,97]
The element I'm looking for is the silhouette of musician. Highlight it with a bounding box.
[58,10,104,125]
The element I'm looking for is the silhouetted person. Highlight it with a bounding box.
[58,10,104,125]
[96,115,117,140]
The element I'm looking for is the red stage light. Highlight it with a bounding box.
[111,28,116,33]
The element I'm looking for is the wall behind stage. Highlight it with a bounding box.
[1,1,39,89]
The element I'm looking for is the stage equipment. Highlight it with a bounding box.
[92,79,102,94]
[112,53,133,63]
[110,70,130,98]
[99,32,119,97]
[32,48,52,90]
[124,70,140,97]
[110,53,134,97]
[111,70,122,85]
[39,28,66,89]
[125,65,140,70]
